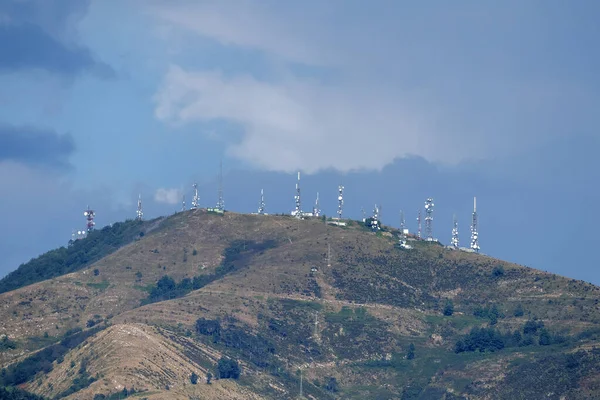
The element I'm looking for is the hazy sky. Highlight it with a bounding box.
[1,0,599,283]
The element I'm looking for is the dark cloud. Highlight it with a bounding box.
[0,0,114,78]
[0,124,75,168]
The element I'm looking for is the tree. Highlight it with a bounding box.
[206,372,212,384]
[539,329,552,346]
[443,300,454,316]
[217,357,240,379]
[93,269,100,276]
[407,343,415,360]
[513,303,525,317]
[190,372,198,384]
[326,377,339,392]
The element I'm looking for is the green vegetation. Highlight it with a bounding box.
[142,240,278,305]
[0,219,150,294]
[54,358,96,398]
[0,387,46,400]
[217,357,240,379]
[0,326,104,387]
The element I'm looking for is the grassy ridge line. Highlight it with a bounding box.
[0,218,163,294]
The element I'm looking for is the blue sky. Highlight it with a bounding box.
[0,0,599,283]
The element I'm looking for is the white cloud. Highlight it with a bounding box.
[154,187,181,205]
[148,1,595,173]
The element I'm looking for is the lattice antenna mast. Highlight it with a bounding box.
[216,160,224,211]
[451,213,459,248]
[399,210,407,245]
[371,204,380,231]
[470,196,480,252]
[181,194,186,212]
[84,206,95,233]
[337,185,344,219]
[293,172,302,218]
[424,198,434,241]
[361,207,366,222]
[312,192,320,217]
[258,189,266,215]
[417,209,422,238]
[136,194,143,221]
[191,183,200,209]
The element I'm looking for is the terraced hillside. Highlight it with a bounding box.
[1,210,599,399]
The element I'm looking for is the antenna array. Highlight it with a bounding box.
[84,206,95,233]
[470,197,480,252]
[424,198,434,241]
[417,209,422,238]
[451,214,459,248]
[312,192,320,217]
[191,183,200,209]
[337,185,344,219]
[181,194,186,212]
[293,172,302,218]
[216,160,224,211]
[136,194,143,221]
[258,189,266,215]
[371,204,381,231]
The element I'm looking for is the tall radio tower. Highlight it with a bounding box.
[181,194,186,212]
[258,189,266,215]
[417,209,422,239]
[293,172,302,218]
[312,192,320,217]
[84,206,95,233]
[400,210,406,232]
[136,194,143,221]
[424,198,434,241]
[371,204,380,231]
[191,183,200,209]
[216,160,224,211]
[470,197,480,252]
[451,214,459,248]
[337,185,344,219]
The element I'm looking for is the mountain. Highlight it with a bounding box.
[0,210,599,399]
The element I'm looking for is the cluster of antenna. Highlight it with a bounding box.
[71,167,481,254]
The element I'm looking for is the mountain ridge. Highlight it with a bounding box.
[1,210,599,399]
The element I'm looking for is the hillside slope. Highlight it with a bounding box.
[1,210,599,399]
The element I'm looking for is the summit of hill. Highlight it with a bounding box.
[1,210,599,399]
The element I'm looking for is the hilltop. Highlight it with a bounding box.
[1,210,599,399]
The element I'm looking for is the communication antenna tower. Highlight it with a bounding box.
[417,209,422,238]
[181,194,186,212]
[399,210,407,245]
[84,206,95,233]
[216,160,224,211]
[136,194,143,221]
[312,192,320,217]
[451,214,459,248]
[293,172,302,218]
[371,204,380,231]
[424,198,434,241]
[470,197,480,252]
[361,207,366,222]
[191,183,200,209]
[258,189,266,215]
[337,185,344,219]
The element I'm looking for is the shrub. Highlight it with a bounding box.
[443,300,454,316]
[217,357,240,379]
[190,372,198,384]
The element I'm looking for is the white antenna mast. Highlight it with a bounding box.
[451,213,459,248]
[424,198,434,241]
[361,207,366,222]
[312,192,320,217]
[191,183,200,209]
[293,171,302,218]
[181,194,186,212]
[216,160,224,211]
[371,204,380,231]
[258,189,266,215]
[470,196,480,252]
[337,185,344,219]
[136,194,143,221]
[417,209,422,238]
